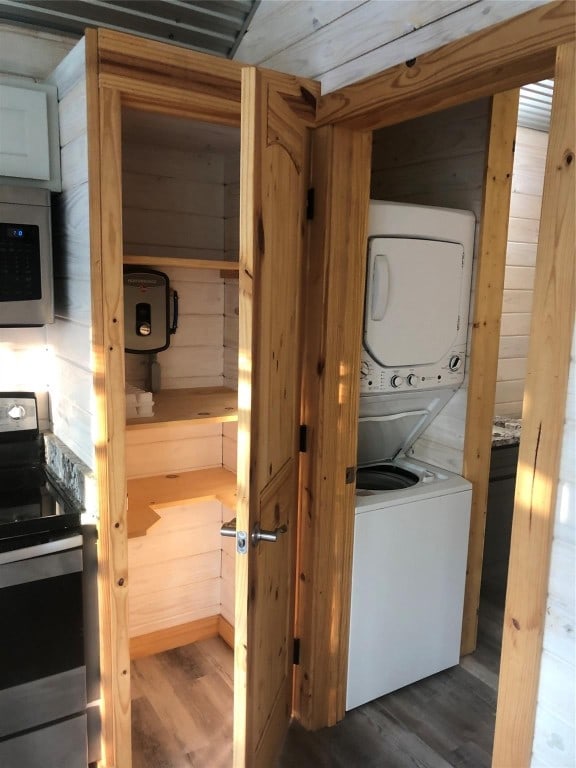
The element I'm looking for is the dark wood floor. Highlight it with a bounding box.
[131,600,502,768]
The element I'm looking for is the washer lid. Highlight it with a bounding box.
[358,388,456,463]
[364,237,465,368]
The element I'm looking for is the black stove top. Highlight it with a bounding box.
[0,392,82,550]
[0,464,81,548]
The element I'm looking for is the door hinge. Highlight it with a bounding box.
[299,424,308,453]
[345,466,356,485]
[293,637,301,665]
[306,188,315,220]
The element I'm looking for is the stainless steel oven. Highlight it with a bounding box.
[0,530,88,768]
[0,392,93,767]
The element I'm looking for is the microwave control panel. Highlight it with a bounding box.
[0,187,53,327]
[0,224,42,302]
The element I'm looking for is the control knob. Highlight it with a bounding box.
[449,355,462,372]
[7,404,26,420]
[407,374,418,387]
[360,360,370,379]
[390,375,404,389]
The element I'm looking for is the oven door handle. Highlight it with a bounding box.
[0,535,83,588]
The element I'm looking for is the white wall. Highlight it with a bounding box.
[0,23,76,80]
[531,326,576,767]
[235,0,551,93]
[0,25,77,434]
[495,126,548,418]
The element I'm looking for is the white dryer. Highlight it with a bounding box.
[361,200,475,395]
[347,201,475,710]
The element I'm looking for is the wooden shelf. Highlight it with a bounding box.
[126,387,237,430]
[127,466,237,538]
[124,254,239,271]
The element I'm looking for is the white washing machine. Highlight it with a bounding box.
[347,201,475,710]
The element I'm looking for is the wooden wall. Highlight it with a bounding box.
[370,98,490,473]
[46,39,94,468]
[234,0,550,93]
[122,126,241,639]
[0,24,76,80]
[530,329,576,767]
[124,267,225,391]
[495,126,548,418]
[128,499,223,637]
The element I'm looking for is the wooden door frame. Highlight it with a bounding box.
[298,3,575,765]
[86,29,245,767]
[87,28,320,767]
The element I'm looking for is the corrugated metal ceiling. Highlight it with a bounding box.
[518,79,553,133]
[0,0,259,57]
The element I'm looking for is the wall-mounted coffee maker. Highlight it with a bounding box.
[0,186,53,327]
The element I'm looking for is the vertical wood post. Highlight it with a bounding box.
[493,42,575,767]
[89,56,132,766]
[294,125,372,728]
[461,90,519,654]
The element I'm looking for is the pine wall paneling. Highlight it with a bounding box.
[121,117,241,644]
[0,24,76,80]
[370,98,490,473]
[46,38,94,468]
[235,0,551,93]
[128,498,224,637]
[530,328,576,767]
[495,126,548,418]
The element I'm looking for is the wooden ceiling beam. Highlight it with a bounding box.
[316,0,575,130]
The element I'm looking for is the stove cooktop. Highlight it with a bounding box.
[0,464,81,547]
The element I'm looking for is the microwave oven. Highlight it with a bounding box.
[0,186,53,327]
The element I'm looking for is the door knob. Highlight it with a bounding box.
[220,518,287,547]
[251,523,287,546]
[220,518,237,537]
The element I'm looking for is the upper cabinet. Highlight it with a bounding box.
[0,78,62,191]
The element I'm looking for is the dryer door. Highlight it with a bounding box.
[364,237,465,368]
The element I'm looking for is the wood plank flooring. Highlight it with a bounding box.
[131,599,502,768]
[131,637,233,767]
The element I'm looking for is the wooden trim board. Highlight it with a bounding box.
[295,125,372,729]
[316,0,574,130]
[492,41,575,768]
[218,616,235,649]
[461,90,519,654]
[130,616,220,659]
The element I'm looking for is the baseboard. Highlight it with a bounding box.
[218,615,235,649]
[130,615,220,659]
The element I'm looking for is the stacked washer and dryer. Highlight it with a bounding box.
[347,201,476,711]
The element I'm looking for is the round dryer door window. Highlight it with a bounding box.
[356,464,420,491]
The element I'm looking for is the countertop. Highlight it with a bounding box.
[492,417,522,448]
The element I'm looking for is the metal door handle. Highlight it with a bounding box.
[220,518,287,548]
[220,518,237,537]
[251,523,287,546]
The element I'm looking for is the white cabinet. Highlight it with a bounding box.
[0,79,61,190]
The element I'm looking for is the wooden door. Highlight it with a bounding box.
[234,67,315,767]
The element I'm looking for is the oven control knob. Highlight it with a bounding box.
[449,355,462,372]
[390,375,404,389]
[407,374,418,387]
[7,404,26,420]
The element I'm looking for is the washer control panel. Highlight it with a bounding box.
[360,348,467,394]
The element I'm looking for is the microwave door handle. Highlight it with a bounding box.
[371,255,389,322]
